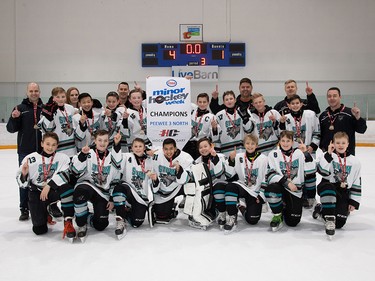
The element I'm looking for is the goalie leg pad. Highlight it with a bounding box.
[183,182,196,216]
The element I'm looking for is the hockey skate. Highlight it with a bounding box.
[312,203,322,220]
[188,216,208,230]
[224,214,237,234]
[324,215,336,240]
[77,224,87,243]
[62,217,76,243]
[115,216,127,240]
[19,208,29,221]
[217,212,226,230]
[270,213,283,232]
[47,214,56,225]
[303,198,316,209]
[48,203,63,219]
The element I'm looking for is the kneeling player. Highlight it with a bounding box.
[112,138,157,239]
[264,130,315,231]
[314,132,361,239]
[16,132,75,241]
[71,130,122,242]
[150,138,193,225]
[223,134,268,233]
[185,137,227,230]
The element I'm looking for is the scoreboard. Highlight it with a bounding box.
[142,43,245,67]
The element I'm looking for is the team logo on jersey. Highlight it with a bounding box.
[37,163,58,184]
[257,120,274,141]
[332,162,351,183]
[92,164,110,186]
[159,165,177,187]
[279,159,299,180]
[244,167,259,186]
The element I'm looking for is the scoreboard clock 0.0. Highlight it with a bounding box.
[142,43,245,67]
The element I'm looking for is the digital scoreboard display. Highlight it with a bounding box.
[142,43,245,67]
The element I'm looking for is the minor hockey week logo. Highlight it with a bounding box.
[148,79,189,105]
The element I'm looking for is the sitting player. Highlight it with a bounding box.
[223,134,268,233]
[263,130,315,231]
[71,130,122,242]
[314,132,362,239]
[16,132,75,242]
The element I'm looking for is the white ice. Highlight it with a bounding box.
[0,148,374,281]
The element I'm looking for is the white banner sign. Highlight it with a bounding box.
[171,66,218,82]
[146,77,191,150]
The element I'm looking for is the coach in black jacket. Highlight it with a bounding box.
[7,82,43,220]
[319,87,367,155]
[274,79,320,115]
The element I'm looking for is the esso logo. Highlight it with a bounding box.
[166,79,177,87]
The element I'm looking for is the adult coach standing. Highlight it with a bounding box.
[274,79,320,115]
[6,82,64,221]
[7,83,43,220]
[319,87,367,155]
[209,77,254,115]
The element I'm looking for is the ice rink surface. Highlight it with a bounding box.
[0,148,374,281]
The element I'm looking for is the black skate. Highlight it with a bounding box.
[312,203,322,220]
[224,215,237,234]
[19,208,29,221]
[270,213,283,232]
[115,216,127,240]
[217,212,226,230]
[48,203,63,219]
[324,215,336,240]
[77,224,87,243]
[63,217,76,243]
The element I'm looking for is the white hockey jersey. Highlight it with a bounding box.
[120,153,154,204]
[73,108,103,150]
[151,150,193,204]
[71,147,122,200]
[266,148,314,198]
[251,107,281,155]
[38,104,77,157]
[100,106,125,144]
[194,153,227,184]
[225,152,268,200]
[190,108,215,141]
[281,109,320,150]
[16,152,70,190]
[317,152,361,206]
[212,108,255,156]
[120,106,152,148]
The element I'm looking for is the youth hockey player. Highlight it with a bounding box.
[120,89,152,151]
[101,91,124,148]
[223,134,268,233]
[211,90,255,157]
[279,94,320,209]
[112,138,157,239]
[314,132,362,239]
[183,93,215,160]
[73,93,103,151]
[38,87,77,158]
[250,93,280,155]
[16,132,76,241]
[71,130,122,242]
[263,130,315,231]
[186,137,227,230]
[150,138,194,225]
